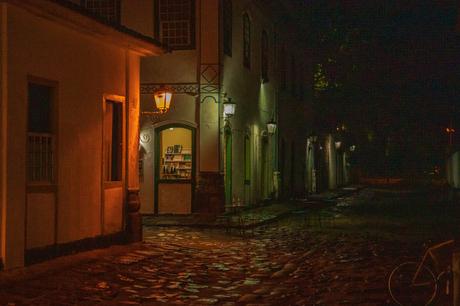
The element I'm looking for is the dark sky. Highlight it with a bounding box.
[299,0,459,170]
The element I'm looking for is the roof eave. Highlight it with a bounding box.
[8,0,165,56]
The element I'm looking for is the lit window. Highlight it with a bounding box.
[27,83,55,184]
[156,0,195,50]
[243,13,251,68]
[223,0,232,56]
[261,30,269,83]
[81,0,120,24]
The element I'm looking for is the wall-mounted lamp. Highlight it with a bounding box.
[335,141,342,149]
[153,86,173,113]
[142,86,174,117]
[309,133,318,142]
[223,97,236,118]
[267,118,277,135]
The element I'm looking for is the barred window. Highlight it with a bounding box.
[27,83,54,184]
[243,13,251,68]
[223,0,232,56]
[156,0,195,50]
[261,30,269,83]
[81,0,120,24]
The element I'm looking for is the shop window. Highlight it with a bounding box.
[243,13,251,69]
[261,30,269,83]
[159,127,192,180]
[223,0,232,56]
[81,0,120,24]
[155,0,195,50]
[27,83,55,183]
[104,101,123,182]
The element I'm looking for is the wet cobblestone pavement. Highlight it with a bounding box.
[0,222,422,305]
[0,189,456,305]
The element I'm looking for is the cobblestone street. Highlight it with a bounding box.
[0,189,457,305]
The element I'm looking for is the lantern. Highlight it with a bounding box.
[223,98,236,118]
[267,118,277,135]
[154,87,173,113]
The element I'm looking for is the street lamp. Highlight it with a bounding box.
[223,98,236,118]
[267,118,277,135]
[153,86,173,113]
[446,127,455,146]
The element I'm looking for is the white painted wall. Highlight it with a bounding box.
[3,3,141,268]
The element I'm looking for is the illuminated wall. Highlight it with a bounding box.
[125,0,314,212]
[2,2,146,268]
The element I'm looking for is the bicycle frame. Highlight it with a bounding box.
[412,240,454,285]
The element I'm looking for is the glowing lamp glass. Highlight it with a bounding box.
[223,98,236,118]
[154,89,172,113]
[335,141,342,149]
[267,120,277,135]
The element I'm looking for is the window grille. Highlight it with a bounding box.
[28,133,54,183]
[158,0,195,49]
[81,0,120,24]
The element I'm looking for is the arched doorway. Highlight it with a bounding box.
[154,124,195,214]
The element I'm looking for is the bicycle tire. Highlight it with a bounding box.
[388,261,437,306]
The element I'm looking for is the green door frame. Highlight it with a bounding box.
[154,124,196,214]
[225,126,232,207]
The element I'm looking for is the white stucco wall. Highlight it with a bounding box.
[3,4,141,268]
[221,0,276,205]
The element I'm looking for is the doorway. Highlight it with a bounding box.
[155,125,195,214]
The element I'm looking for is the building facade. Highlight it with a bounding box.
[0,0,162,269]
[117,0,315,214]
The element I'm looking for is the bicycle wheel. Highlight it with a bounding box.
[388,261,437,306]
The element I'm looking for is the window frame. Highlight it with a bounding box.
[154,0,196,50]
[103,94,125,187]
[26,77,58,189]
[242,12,251,69]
